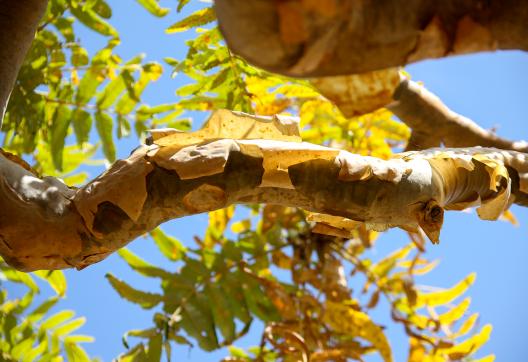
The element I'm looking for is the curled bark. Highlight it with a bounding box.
[215,0,528,77]
[1,110,527,271]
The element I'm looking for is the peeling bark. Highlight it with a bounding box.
[215,0,528,77]
[1,110,527,271]
[0,0,48,122]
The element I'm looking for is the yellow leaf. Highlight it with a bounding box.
[324,300,393,362]
[453,313,479,338]
[416,273,476,308]
[472,354,496,362]
[440,324,492,360]
[166,7,215,33]
[230,219,251,234]
[372,244,414,278]
[499,209,519,226]
[438,297,471,325]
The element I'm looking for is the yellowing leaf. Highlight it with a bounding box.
[324,300,393,362]
[208,206,235,236]
[231,219,251,234]
[472,355,496,362]
[439,324,492,360]
[166,7,215,33]
[438,297,471,325]
[499,209,519,226]
[416,273,476,308]
[453,313,479,338]
[34,270,67,297]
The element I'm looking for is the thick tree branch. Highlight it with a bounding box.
[388,79,528,152]
[310,70,528,154]
[0,0,48,123]
[215,0,528,77]
[1,110,527,271]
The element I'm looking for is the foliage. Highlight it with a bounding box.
[0,260,94,361]
[0,0,495,361]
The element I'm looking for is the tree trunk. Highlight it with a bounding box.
[0,0,48,122]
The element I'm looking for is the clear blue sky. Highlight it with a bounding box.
[9,1,528,361]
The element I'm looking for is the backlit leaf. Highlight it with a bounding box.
[166,8,215,34]
[150,228,187,261]
[118,248,172,279]
[416,273,476,308]
[106,273,163,309]
[34,270,67,296]
[135,0,170,17]
[95,111,116,161]
[324,300,393,362]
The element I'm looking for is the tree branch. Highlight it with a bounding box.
[310,69,528,154]
[1,110,527,271]
[215,0,528,77]
[388,79,528,152]
[0,0,48,123]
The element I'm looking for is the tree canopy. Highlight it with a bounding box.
[0,0,526,361]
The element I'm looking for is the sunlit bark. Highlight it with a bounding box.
[215,0,528,77]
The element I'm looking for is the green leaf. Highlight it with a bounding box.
[123,328,158,349]
[210,68,231,90]
[93,0,112,19]
[118,343,148,362]
[72,109,92,145]
[95,111,116,161]
[71,7,118,37]
[50,105,72,171]
[64,342,91,362]
[40,310,76,330]
[228,346,249,358]
[205,283,236,342]
[166,8,216,34]
[221,272,251,324]
[96,73,127,110]
[106,273,163,309]
[34,270,67,296]
[118,248,173,278]
[64,335,95,343]
[11,337,35,360]
[54,17,75,42]
[179,294,219,351]
[240,272,280,322]
[71,46,89,67]
[150,228,187,261]
[177,0,191,12]
[135,0,170,17]
[27,296,60,323]
[75,69,104,105]
[53,317,86,336]
[0,266,39,293]
[147,334,163,362]
[22,339,47,362]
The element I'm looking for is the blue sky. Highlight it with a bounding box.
[8,1,528,361]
